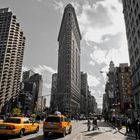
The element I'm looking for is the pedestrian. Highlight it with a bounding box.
[94,117,99,129]
[133,118,140,139]
[92,118,95,130]
[125,117,132,134]
[128,117,132,132]
[36,115,41,123]
[116,118,121,130]
[87,118,91,131]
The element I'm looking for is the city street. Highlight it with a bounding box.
[0,120,135,140]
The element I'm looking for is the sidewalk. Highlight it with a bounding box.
[119,127,135,138]
[107,122,136,138]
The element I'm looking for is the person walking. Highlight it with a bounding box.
[92,118,95,130]
[128,117,132,132]
[93,117,99,130]
[133,118,140,140]
[116,118,121,130]
[125,117,132,135]
[87,118,91,131]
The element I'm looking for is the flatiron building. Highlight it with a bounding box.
[57,4,81,114]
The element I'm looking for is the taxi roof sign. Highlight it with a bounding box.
[54,111,61,115]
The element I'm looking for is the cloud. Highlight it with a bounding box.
[89,60,95,66]
[87,73,100,87]
[89,36,129,67]
[44,83,51,89]
[52,1,64,12]
[22,66,29,72]
[77,0,126,43]
[33,65,56,74]
[36,0,43,2]
[90,49,107,65]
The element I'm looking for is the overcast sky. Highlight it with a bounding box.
[0,0,129,109]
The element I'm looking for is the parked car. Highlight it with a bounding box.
[43,114,72,137]
[0,117,39,137]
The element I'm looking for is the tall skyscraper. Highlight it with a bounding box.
[0,8,25,113]
[122,0,140,114]
[57,4,81,114]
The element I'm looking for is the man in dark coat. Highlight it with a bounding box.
[132,118,140,139]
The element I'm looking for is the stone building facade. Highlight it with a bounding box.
[57,4,81,114]
[122,0,140,115]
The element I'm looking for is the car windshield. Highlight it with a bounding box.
[4,118,21,123]
[45,117,61,122]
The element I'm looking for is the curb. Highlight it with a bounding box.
[106,122,135,138]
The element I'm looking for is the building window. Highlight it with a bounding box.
[138,30,140,38]
[138,13,140,22]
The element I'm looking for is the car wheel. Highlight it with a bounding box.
[19,129,24,138]
[62,129,66,137]
[35,127,39,133]
[69,126,72,134]
[44,132,49,137]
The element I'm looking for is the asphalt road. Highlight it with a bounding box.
[0,120,136,140]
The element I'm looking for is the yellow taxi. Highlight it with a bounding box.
[43,114,72,137]
[0,117,39,137]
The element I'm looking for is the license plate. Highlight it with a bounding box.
[0,126,6,129]
[49,122,54,125]
[49,122,56,126]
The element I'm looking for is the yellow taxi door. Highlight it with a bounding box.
[30,122,38,132]
[64,117,69,132]
[23,119,31,133]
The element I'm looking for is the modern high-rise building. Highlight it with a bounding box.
[20,70,43,113]
[57,4,81,114]
[122,0,140,115]
[0,8,25,113]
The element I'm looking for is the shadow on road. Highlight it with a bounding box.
[124,135,136,140]
[84,131,102,137]
[27,133,62,140]
[0,136,10,140]
[0,135,22,140]
[0,133,63,140]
